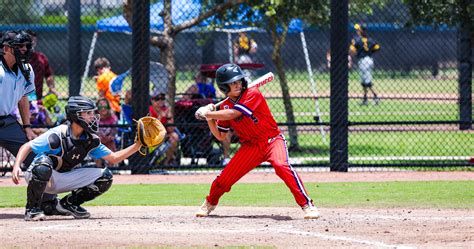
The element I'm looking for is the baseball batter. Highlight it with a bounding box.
[11,96,143,221]
[350,23,381,105]
[194,64,320,219]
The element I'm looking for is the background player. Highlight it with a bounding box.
[11,96,142,221]
[350,23,381,105]
[194,64,320,219]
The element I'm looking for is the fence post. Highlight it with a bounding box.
[458,1,472,130]
[131,0,150,119]
[67,0,81,96]
[329,0,349,172]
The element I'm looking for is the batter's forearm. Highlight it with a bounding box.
[207,120,226,141]
[206,109,241,121]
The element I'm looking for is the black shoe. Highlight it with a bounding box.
[360,99,368,106]
[56,199,90,219]
[25,207,46,221]
[41,198,68,216]
[373,97,380,105]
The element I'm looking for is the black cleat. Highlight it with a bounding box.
[56,199,91,219]
[25,207,46,221]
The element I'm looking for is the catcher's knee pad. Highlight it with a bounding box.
[31,155,53,182]
[27,156,53,209]
[94,168,113,193]
[67,168,113,205]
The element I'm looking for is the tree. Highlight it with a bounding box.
[123,0,245,114]
[402,0,472,130]
[212,0,387,151]
[0,0,36,24]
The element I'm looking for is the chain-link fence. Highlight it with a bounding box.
[0,1,472,174]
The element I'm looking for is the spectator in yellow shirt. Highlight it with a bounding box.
[94,57,121,116]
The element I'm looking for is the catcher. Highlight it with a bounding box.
[11,96,165,221]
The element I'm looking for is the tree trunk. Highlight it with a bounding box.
[163,37,177,115]
[268,18,300,151]
[124,0,243,117]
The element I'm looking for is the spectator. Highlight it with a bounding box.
[29,101,54,136]
[183,73,231,165]
[183,72,217,100]
[95,98,118,167]
[233,32,257,64]
[25,30,58,100]
[350,23,381,105]
[120,89,133,125]
[149,93,180,165]
[96,98,118,153]
[94,57,121,116]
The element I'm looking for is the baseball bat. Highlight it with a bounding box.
[214,72,274,108]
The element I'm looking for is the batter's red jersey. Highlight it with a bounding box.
[217,87,280,144]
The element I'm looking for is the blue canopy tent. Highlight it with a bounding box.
[84,2,326,143]
[81,0,208,95]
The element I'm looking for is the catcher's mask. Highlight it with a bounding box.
[216,63,248,94]
[65,96,100,134]
[1,30,33,81]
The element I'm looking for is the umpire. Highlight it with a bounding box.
[0,30,37,170]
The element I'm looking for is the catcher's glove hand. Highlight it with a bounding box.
[135,116,167,156]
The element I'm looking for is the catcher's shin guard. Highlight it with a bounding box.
[62,168,113,206]
[26,157,53,210]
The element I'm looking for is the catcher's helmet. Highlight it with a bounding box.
[215,63,248,94]
[65,96,99,134]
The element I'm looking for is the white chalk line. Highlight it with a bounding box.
[29,223,413,248]
[270,228,414,249]
[350,214,474,221]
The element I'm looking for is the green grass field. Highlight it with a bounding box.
[54,69,459,98]
[1,181,472,209]
[44,70,470,161]
[50,69,465,124]
[290,132,473,157]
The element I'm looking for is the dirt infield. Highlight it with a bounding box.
[1,206,472,248]
[1,171,473,248]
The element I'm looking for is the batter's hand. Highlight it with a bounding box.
[205,103,216,112]
[195,106,208,120]
[195,104,215,120]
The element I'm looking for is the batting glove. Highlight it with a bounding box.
[195,106,209,120]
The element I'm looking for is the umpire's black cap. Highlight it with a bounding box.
[1,30,32,48]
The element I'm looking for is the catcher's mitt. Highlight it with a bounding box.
[135,116,167,156]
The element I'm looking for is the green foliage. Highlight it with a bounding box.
[0,0,37,24]
[402,0,472,26]
[39,15,105,25]
[1,181,473,209]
